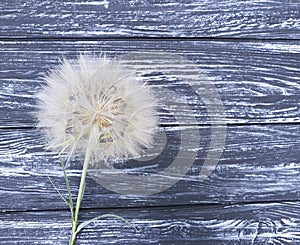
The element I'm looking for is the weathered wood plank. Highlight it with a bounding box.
[0,40,299,127]
[1,1,298,244]
[0,202,299,244]
[0,124,299,211]
[0,0,299,39]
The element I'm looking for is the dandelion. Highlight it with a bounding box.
[38,54,157,163]
[37,54,157,244]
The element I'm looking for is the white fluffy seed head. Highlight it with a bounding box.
[37,54,157,165]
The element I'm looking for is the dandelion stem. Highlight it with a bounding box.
[69,134,92,245]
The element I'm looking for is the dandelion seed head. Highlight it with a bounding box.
[37,54,157,165]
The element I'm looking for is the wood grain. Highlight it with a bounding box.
[0,40,299,127]
[0,0,299,39]
[0,124,299,211]
[0,202,299,244]
[1,0,299,243]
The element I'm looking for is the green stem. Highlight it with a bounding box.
[69,136,92,245]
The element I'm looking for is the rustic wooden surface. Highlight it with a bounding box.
[0,0,300,244]
[1,202,300,244]
[0,40,300,127]
[0,0,299,39]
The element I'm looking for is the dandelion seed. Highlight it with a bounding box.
[37,54,158,164]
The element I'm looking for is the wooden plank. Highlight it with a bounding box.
[0,124,299,211]
[0,0,300,39]
[0,202,299,244]
[0,40,300,127]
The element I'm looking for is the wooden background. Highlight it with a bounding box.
[0,0,300,244]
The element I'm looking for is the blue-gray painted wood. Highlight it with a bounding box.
[0,0,299,39]
[0,0,300,244]
[0,40,299,127]
[0,124,299,211]
[0,202,299,244]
